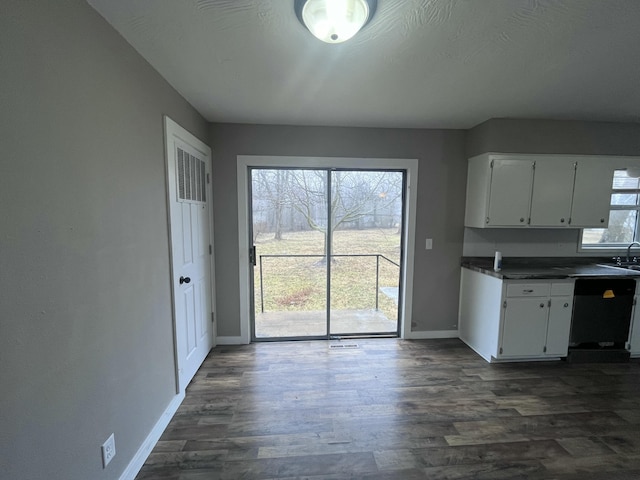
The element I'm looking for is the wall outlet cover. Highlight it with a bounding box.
[101,433,116,468]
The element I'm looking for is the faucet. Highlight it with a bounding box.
[627,241,640,263]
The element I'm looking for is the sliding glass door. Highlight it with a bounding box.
[249,168,404,341]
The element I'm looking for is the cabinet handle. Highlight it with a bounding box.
[600,218,605,223]
[523,289,534,293]
[564,302,569,308]
[540,303,545,308]
[520,217,525,223]
[560,218,565,223]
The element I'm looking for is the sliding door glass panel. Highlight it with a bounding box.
[329,170,403,335]
[251,168,328,339]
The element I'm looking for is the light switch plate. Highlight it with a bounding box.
[425,238,433,250]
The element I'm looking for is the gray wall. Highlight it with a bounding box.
[0,1,208,479]
[464,119,640,257]
[210,124,468,337]
[467,118,640,158]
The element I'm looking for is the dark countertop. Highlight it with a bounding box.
[461,256,640,280]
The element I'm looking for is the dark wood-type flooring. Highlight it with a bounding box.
[136,339,640,479]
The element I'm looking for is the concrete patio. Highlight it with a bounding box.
[255,308,398,338]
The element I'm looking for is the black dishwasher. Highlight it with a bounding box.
[568,278,635,362]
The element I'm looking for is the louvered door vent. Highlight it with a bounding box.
[177,147,206,203]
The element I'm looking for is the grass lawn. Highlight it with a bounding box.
[254,228,401,321]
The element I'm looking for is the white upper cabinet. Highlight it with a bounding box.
[570,157,614,228]
[529,157,575,227]
[465,155,534,227]
[464,153,615,229]
[486,159,535,227]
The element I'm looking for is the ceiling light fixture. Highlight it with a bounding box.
[294,0,377,44]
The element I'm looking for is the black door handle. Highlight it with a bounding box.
[179,276,191,285]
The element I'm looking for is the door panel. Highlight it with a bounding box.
[329,170,402,335]
[183,283,196,356]
[530,158,575,227]
[181,204,194,265]
[501,298,547,357]
[251,169,328,339]
[546,296,572,356]
[487,159,534,226]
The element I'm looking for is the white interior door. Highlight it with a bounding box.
[165,116,215,392]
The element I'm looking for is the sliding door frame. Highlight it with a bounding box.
[237,156,419,344]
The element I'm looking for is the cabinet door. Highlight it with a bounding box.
[487,159,534,227]
[629,296,640,355]
[500,298,548,357]
[545,296,573,356]
[570,158,613,227]
[529,159,576,227]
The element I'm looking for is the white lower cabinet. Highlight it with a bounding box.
[459,268,574,362]
[629,290,640,357]
[498,282,573,360]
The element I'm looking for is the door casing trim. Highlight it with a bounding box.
[237,155,419,344]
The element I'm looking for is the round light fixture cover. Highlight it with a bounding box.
[295,0,377,44]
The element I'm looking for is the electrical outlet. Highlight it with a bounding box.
[425,238,433,250]
[101,433,116,468]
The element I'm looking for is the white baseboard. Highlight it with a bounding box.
[119,391,185,480]
[405,329,459,339]
[216,335,247,345]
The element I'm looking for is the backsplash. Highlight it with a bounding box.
[462,227,588,257]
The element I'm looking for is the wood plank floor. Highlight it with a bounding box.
[136,339,640,480]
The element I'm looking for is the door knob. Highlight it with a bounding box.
[179,276,191,285]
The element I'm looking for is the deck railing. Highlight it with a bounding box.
[257,254,400,313]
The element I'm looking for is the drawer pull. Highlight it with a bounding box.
[523,289,534,293]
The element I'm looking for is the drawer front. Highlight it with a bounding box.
[506,283,550,297]
[551,282,574,297]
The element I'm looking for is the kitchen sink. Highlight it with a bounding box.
[598,263,640,271]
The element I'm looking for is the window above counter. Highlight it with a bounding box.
[582,169,640,250]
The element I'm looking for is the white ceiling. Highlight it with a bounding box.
[87,0,640,129]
